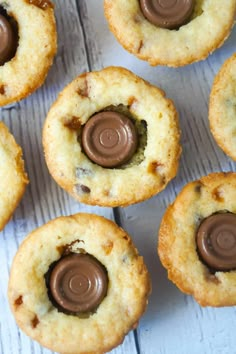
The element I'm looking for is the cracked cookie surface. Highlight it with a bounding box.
[104,0,236,67]
[43,66,181,207]
[158,172,236,307]
[8,213,151,354]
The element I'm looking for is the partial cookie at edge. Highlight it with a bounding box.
[209,53,236,160]
[158,172,236,307]
[0,121,28,231]
[0,0,57,106]
[104,0,236,67]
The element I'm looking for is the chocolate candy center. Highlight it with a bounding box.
[49,253,108,313]
[140,0,195,29]
[196,213,236,271]
[0,13,17,66]
[82,111,138,168]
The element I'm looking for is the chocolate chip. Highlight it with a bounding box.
[0,85,5,95]
[14,295,23,307]
[64,116,81,130]
[77,75,89,98]
[195,184,202,194]
[141,120,147,129]
[137,40,143,53]
[57,239,85,256]
[75,184,91,194]
[161,175,166,185]
[31,315,39,328]
[148,161,164,174]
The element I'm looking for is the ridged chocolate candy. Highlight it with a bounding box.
[196,213,236,271]
[82,111,138,168]
[140,0,195,29]
[49,253,108,313]
[0,14,17,65]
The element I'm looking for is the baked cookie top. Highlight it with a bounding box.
[43,66,181,207]
[158,172,236,307]
[8,213,151,354]
[104,0,236,67]
[0,0,57,106]
[0,121,28,231]
[209,53,236,160]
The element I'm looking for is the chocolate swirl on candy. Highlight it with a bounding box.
[82,111,138,168]
[49,253,108,313]
[196,213,236,271]
[140,0,195,29]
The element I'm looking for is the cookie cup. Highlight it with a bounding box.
[158,172,236,307]
[0,0,57,106]
[104,0,236,67]
[8,213,151,354]
[43,66,181,207]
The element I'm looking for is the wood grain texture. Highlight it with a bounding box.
[1,0,236,353]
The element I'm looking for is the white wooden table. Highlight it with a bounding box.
[1,1,236,353]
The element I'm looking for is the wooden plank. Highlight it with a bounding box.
[0,1,114,354]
